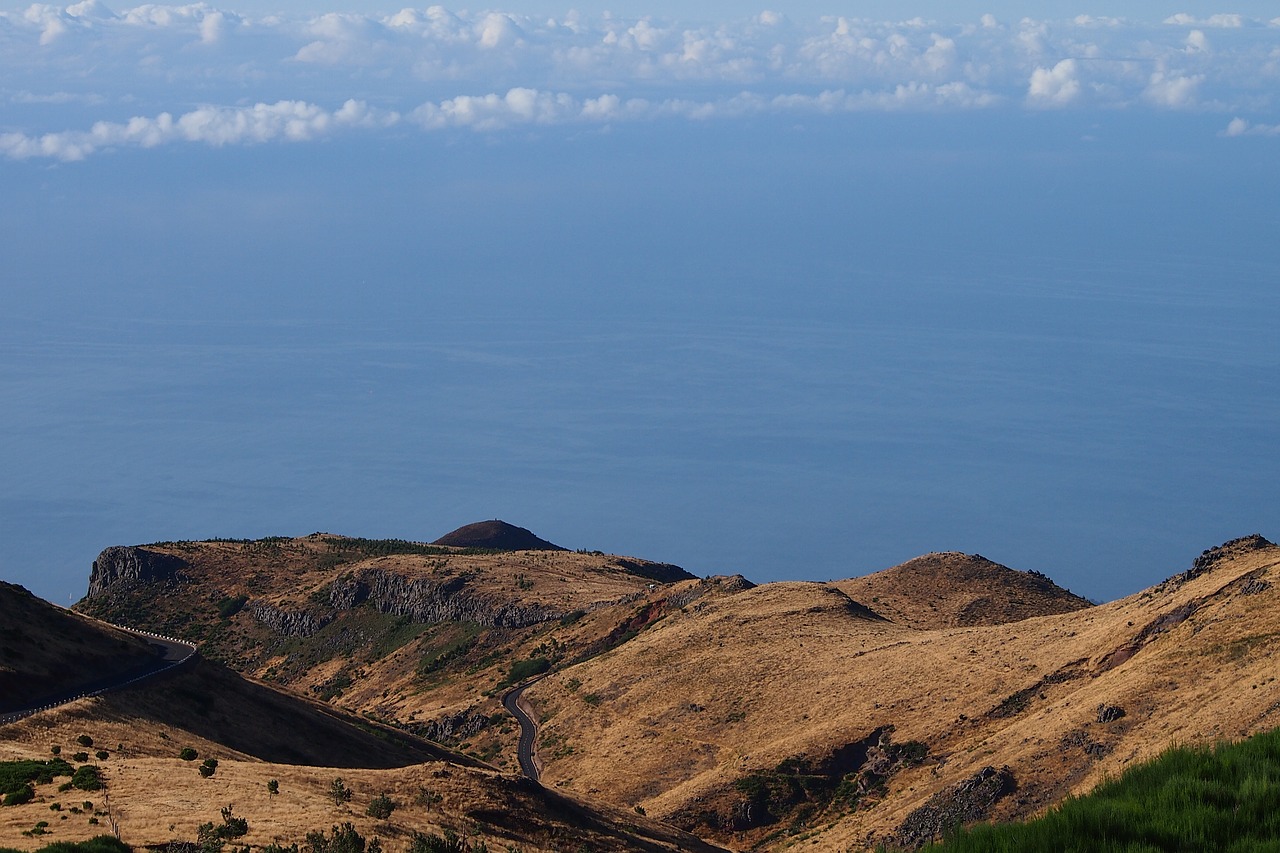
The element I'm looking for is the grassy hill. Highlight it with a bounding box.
[10,524,1278,851]
[0,576,726,853]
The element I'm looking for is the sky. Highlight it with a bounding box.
[2,0,1278,606]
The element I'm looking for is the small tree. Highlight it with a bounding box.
[329,778,352,807]
[267,779,280,796]
[218,805,248,838]
[180,748,199,761]
[77,736,94,748]
[199,759,219,778]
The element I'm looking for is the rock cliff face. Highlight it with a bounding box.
[88,546,188,597]
[248,602,332,637]
[346,568,561,628]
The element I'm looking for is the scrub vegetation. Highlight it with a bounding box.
[923,729,1280,852]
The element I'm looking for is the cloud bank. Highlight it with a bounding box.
[2,2,1278,159]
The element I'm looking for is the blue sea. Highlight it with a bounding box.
[3,112,1277,604]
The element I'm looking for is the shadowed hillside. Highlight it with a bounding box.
[0,583,163,714]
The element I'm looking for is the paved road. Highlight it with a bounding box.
[0,621,198,725]
[502,674,549,782]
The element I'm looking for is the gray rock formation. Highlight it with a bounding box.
[893,765,1016,848]
[88,546,188,597]
[248,602,331,637]
[410,707,492,744]
[346,568,561,628]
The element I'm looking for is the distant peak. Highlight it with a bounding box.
[431,520,566,552]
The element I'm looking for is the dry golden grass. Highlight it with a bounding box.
[26,531,1280,851]
[0,687,725,852]
[523,537,1280,849]
[833,551,1092,629]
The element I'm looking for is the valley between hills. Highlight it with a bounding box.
[3,521,1280,852]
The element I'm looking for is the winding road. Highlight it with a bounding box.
[502,674,549,782]
[0,622,199,726]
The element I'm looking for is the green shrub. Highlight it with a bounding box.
[407,830,481,853]
[500,656,551,688]
[31,838,132,853]
[303,822,381,853]
[70,766,102,792]
[198,759,218,779]
[216,595,248,619]
[180,748,198,761]
[72,753,89,763]
[49,747,61,756]
[215,806,247,838]
[93,752,108,761]
[366,793,395,820]
[1,759,73,798]
[3,785,34,806]
[267,780,279,796]
[76,737,93,749]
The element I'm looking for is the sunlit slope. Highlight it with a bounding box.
[0,694,727,853]
[73,531,699,772]
[527,536,1280,849]
[833,551,1092,629]
[1,576,726,853]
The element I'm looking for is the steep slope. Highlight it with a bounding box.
[0,582,164,714]
[524,536,1280,850]
[73,530,701,772]
[833,551,1093,630]
[60,525,1280,851]
[0,580,727,853]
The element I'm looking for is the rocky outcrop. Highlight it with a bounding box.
[410,707,492,745]
[610,557,696,583]
[347,568,561,628]
[893,765,1016,848]
[87,546,188,597]
[1165,534,1274,588]
[1096,703,1126,723]
[248,602,331,637]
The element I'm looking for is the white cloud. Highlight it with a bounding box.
[1223,117,1280,136]
[0,98,398,161]
[1144,70,1201,108]
[1,4,1278,159]
[1027,58,1080,106]
[1163,12,1245,28]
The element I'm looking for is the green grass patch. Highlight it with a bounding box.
[0,759,75,798]
[923,728,1280,852]
[499,656,551,688]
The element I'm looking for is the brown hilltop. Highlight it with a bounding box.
[432,519,566,551]
[835,551,1094,630]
